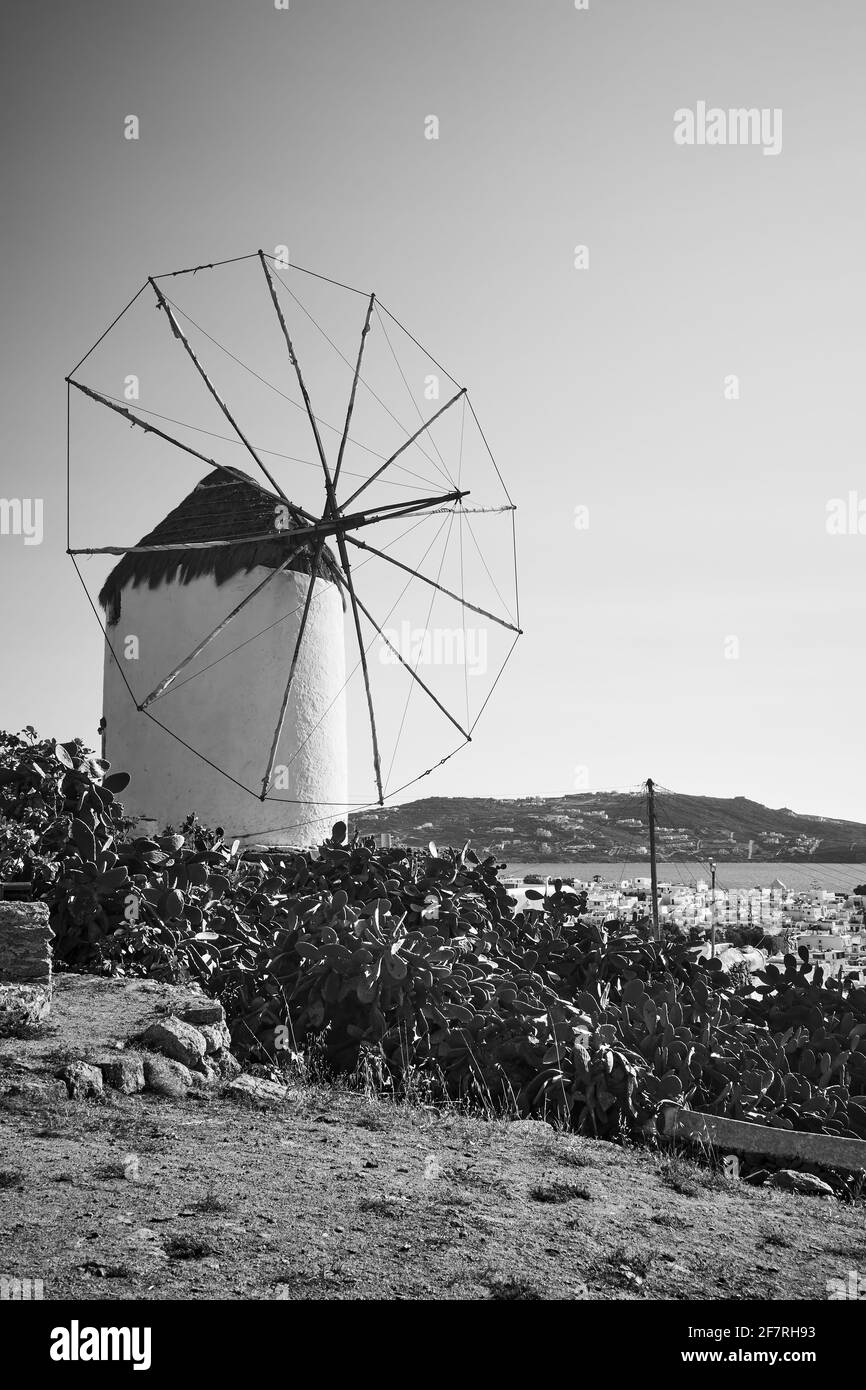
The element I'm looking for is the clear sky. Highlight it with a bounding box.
[1,0,864,820]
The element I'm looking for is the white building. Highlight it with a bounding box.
[795,930,863,978]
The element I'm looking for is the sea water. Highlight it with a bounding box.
[500,862,866,893]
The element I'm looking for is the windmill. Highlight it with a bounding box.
[66,251,521,847]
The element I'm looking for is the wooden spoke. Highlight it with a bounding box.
[259,543,325,799]
[334,293,376,490]
[149,276,291,503]
[66,380,267,487]
[138,558,299,709]
[341,387,466,509]
[259,250,385,805]
[258,252,333,487]
[68,490,465,558]
[69,535,281,557]
[350,590,470,742]
[339,556,385,803]
[344,533,522,634]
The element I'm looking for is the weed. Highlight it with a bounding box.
[655,1151,731,1199]
[530,1180,592,1204]
[94,1160,131,1180]
[589,1242,652,1291]
[555,1149,593,1170]
[357,1195,408,1220]
[192,1190,231,1214]
[487,1276,544,1300]
[164,1235,216,1260]
[80,1261,131,1279]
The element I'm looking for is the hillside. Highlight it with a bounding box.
[355,791,866,863]
[2,983,863,1303]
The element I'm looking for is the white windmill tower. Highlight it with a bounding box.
[98,466,348,847]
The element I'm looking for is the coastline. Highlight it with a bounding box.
[498,861,866,893]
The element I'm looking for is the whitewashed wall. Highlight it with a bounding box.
[102,566,347,847]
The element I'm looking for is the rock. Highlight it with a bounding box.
[59,1061,104,1100]
[508,1118,552,1135]
[225,1074,288,1108]
[179,998,225,1027]
[0,981,52,1034]
[142,1016,207,1069]
[186,1067,214,1093]
[0,901,53,982]
[0,1072,68,1105]
[209,1050,242,1081]
[199,1021,232,1054]
[767,1169,836,1197]
[97,1054,145,1095]
[142,1054,195,1098]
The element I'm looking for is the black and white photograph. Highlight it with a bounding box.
[0,0,864,1357]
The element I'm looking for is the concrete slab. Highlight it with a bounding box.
[662,1102,866,1173]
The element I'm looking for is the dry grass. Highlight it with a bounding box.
[1,1043,863,1300]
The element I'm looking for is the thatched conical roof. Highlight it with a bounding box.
[99,467,341,624]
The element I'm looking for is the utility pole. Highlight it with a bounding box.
[646,778,660,942]
[709,858,717,958]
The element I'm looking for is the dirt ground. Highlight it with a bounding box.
[0,979,864,1301]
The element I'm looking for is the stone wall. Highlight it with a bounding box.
[0,900,53,1033]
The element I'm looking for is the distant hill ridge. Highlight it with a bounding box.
[355,791,866,863]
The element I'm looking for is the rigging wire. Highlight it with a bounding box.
[375,299,462,391]
[465,394,513,507]
[151,252,263,280]
[511,507,521,630]
[383,508,457,792]
[373,303,453,482]
[87,392,436,493]
[66,381,71,550]
[260,252,369,300]
[457,395,469,730]
[68,283,148,378]
[467,632,520,736]
[237,738,471,842]
[462,507,517,627]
